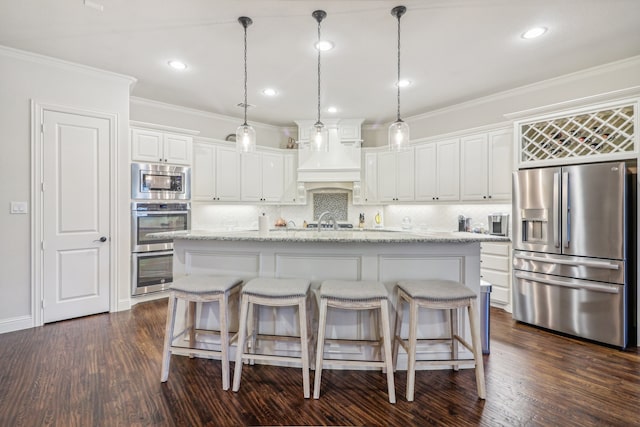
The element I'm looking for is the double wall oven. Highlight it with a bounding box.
[131,163,191,296]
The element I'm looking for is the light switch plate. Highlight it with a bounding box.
[10,201,28,214]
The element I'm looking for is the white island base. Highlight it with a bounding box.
[166,230,503,371]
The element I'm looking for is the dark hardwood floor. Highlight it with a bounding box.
[1,299,638,426]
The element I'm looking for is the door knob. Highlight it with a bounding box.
[94,236,108,243]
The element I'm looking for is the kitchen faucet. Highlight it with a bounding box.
[317,211,338,231]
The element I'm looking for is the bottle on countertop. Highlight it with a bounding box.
[359,213,365,228]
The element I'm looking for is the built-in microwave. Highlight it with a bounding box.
[131,162,191,200]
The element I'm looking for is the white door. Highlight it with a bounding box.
[42,110,110,323]
[261,152,284,202]
[436,139,460,201]
[460,133,488,200]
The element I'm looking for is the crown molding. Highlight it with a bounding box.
[406,55,640,123]
[0,44,137,89]
[129,120,200,135]
[130,96,281,131]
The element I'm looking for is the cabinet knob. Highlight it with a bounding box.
[488,195,492,199]
[483,195,487,199]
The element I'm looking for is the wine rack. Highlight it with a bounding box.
[519,103,636,164]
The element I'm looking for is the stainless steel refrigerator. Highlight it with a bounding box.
[512,160,636,348]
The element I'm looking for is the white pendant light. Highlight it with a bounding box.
[310,10,329,152]
[389,6,410,151]
[236,16,256,153]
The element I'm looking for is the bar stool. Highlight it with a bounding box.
[161,275,243,390]
[392,279,486,401]
[313,280,396,404]
[232,278,312,398]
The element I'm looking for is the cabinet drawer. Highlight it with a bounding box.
[480,269,509,288]
[481,242,510,256]
[490,286,510,305]
[481,254,510,271]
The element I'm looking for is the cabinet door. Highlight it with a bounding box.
[163,134,192,165]
[460,134,488,200]
[282,153,298,203]
[261,152,284,202]
[395,149,415,201]
[363,151,378,203]
[415,144,437,201]
[377,151,397,202]
[215,146,240,201]
[131,128,164,163]
[240,152,262,201]
[436,139,460,201]
[487,129,513,200]
[192,142,216,201]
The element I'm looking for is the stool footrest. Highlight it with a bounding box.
[320,359,386,369]
[170,346,222,359]
[240,353,306,365]
[414,359,476,368]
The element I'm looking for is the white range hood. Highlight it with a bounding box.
[297,127,361,184]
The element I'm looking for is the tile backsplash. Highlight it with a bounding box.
[191,197,511,233]
[313,193,348,221]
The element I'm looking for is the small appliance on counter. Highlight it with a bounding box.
[458,215,472,232]
[488,213,509,236]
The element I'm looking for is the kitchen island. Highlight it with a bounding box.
[158,229,509,369]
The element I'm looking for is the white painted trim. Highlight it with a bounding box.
[0,315,33,334]
[130,120,200,136]
[0,45,137,89]
[130,96,281,131]
[407,55,640,123]
[410,122,512,145]
[505,87,640,120]
[31,102,120,328]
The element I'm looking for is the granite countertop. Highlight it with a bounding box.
[152,228,511,244]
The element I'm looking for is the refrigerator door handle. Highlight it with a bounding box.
[553,172,560,248]
[514,272,621,294]
[561,171,570,248]
[513,253,620,270]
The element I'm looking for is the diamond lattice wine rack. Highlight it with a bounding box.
[519,103,636,165]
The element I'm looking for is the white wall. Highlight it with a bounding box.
[0,46,134,332]
[130,97,290,148]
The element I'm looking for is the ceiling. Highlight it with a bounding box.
[1,0,639,127]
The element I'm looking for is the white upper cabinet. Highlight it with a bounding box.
[377,148,414,202]
[282,152,303,204]
[415,139,460,202]
[192,142,240,202]
[460,128,512,201]
[361,150,378,204]
[131,127,192,165]
[241,151,284,202]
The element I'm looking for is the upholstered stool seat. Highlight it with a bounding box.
[232,278,312,398]
[161,275,243,390]
[313,280,396,404]
[392,279,486,401]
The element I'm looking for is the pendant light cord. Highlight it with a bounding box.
[243,22,248,126]
[316,18,322,126]
[396,11,402,122]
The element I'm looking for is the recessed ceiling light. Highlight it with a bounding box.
[262,88,278,97]
[327,106,338,113]
[315,40,334,51]
[397,79,412,88]
[168,60,187,71]
[521,26,548,39]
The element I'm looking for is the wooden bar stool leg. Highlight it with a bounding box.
[161,293,178,382]
[392,291,405,372]
[188,301,197,358]
[467,300,486,399]
[406,297,419,402]
[219,291,230,391]
[313,298,329,399]
[450,308,459,371]
[298,298,311,398]
[248,301,258,365]
[232,293,250,393]
[379,300,396,404]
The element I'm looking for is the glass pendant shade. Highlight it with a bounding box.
[310,122,329,152]
[388,119,410,151]
[236,123,256,153]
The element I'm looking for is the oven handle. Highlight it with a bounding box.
[133,211,190,216]
[513,253,619,270]
[514,272,620,294]
[133,250,174,258]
